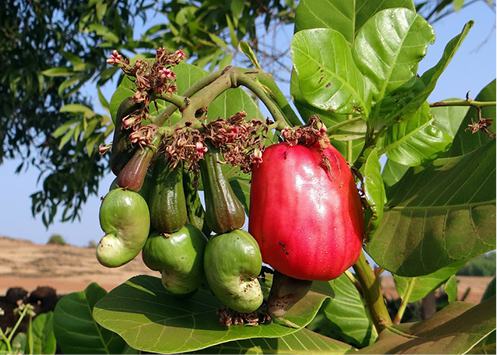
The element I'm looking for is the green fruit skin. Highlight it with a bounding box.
[149,158,188,233]
[200,151,245,234]
[110,98,142,175]
[109,171,153,201]
[183,171,211,236]
[97,188,150,267]
[204,230,263,313]
[142,225,207,295]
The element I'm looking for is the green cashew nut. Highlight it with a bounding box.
[142,224,207,295]
[204,230,263,313]
[97,188,150,267]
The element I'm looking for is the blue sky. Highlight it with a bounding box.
[0,3,495,246]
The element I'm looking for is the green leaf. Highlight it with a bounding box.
[41,67,73,77]
[380,102,452,166]
[93,275,329,354]
[109,76,135,124]
[295,0,355,42]
[482,277,496,302]
[324,274,377,347]
[60,104,95,119]
[58,130,74,150]
[445,275,458,303]
[208,86,261,121]
[294,0,414,43]
[97,86,110,110]
[454,0,465,11]
[353,9,434,103]
[448,80,496,157]
[361,148,386,230]
[355,0,415,31]
[372,21,473,129]
[430,103,470,138]
[468,330,496,354]
[54,283,127,354]
[52,119,79,138]
[230,0,244,27]
[361,298,496,354]
[226,15,239,48]
[11,333,27,354]
[382,159,410,187]
[58,76,81,96]
[239,41,261,69]
[87,24,119,43]
[292,29,369,115]
[27,312,56,354]
[367,140,496,276]
[290,72,365,161]
[394,261,465,302]
[201,328,353,354]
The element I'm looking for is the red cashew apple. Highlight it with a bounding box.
[249,141,364,281]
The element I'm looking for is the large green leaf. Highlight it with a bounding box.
[354,9,434,103]
[430,104,470,138]
[361,148,386,230]
[109,76,135,125]
[372,21,472,129]
[380,102,452,166]
[295,0,355,42]
[294,0,414,43]
[361,298,496,353]
[290,72,366,162]
[292,29,370,116]
[448,79,496,157]
[468,330,496,354]
[367,140,496,276]
[54,283,127,354]
[201,328,353,354]
[93,275,330,354]
[323,274,377,347]
[382,159,410,187]
[394,261,464,303]
[355,0,415,31]
[27,312,56,354]
[482,277,496,302]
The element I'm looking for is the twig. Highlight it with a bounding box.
[393,278,415,324]
[353,251,393,332]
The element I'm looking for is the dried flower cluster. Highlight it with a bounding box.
[204,112,269,172]
[281,115,328,147]
[106,48,186,148]
[217,306,271,327]
[161,125,207,170]
[466,117,495,138]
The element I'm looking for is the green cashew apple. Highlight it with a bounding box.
[204,230,263,313]
[142,224,207,295]
[97,188,150,267]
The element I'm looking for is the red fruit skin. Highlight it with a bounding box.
[249,142,364,281]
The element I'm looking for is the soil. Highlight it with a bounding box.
[0,235,156,294]
[0,235,492,302]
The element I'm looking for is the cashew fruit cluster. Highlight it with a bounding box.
[98,96,364,320]
[97,101,263,310]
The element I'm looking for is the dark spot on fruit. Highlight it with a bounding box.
[278,241,289,255]
[325,82,331,88]
[283,151,288,160]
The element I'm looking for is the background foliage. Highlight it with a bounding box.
[1,0,494,225]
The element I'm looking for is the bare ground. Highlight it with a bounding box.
[0,236,492,302]
[0,236,155,294]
